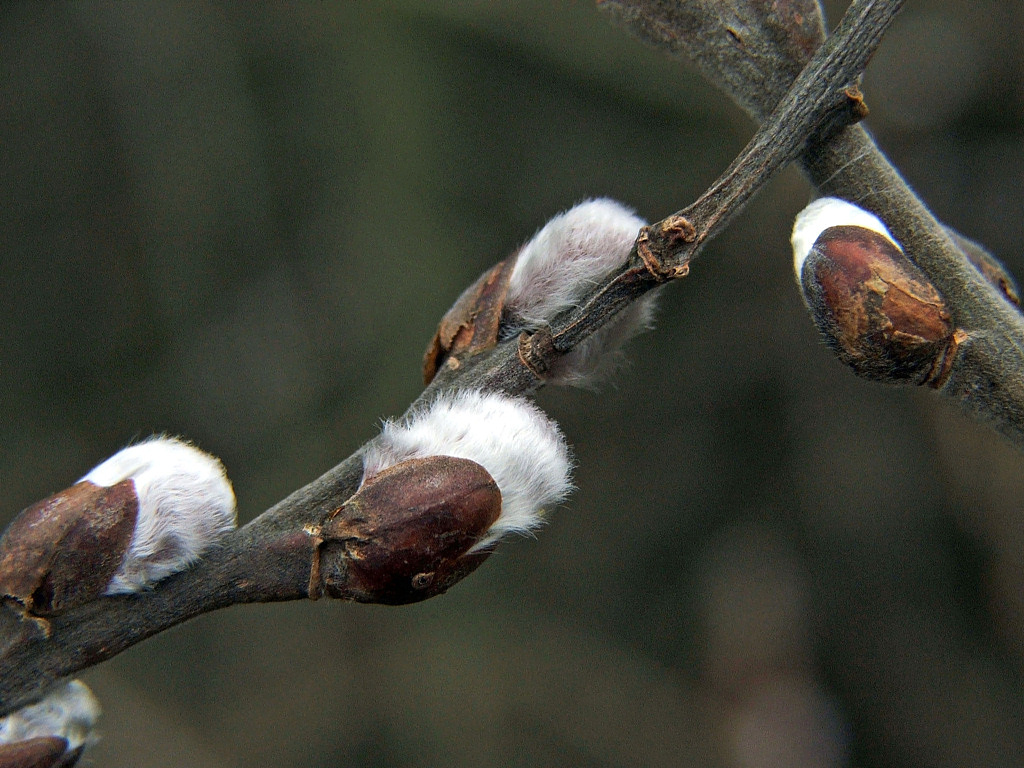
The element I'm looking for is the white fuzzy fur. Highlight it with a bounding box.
[791,197,900,278]
[362,391,572,551]
[505,198,657,385]
[0,679,100,750]
[507,198,645,326]
[82,436,237,594]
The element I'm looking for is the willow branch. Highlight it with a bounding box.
[0,0,899,716]
[600,0,1024,447]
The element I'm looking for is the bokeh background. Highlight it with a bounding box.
[2,1,1024,766]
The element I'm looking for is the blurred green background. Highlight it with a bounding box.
[2,1,1024,766]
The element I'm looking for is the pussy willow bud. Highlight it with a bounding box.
[503,198,656,385]
[82,437,237,594]
[0,437,236,615]
[316,455,502,604]
[792,198,962,386]
[364,391,572,548]
[0,680,99,767]
[424,199,656,386]
[316,392,572,604]
[0,480,138,617]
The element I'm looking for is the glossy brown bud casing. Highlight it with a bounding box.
[423,257,516,385]
[0,481,138,617]
[801,225,963,386]
[0,737,75,768]
[313,456,502,605]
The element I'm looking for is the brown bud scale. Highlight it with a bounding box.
[49,744,83,768]
[0,736,69,768]
[313,456,501,605]
[635,216,694,281]
[0,481,138,617]
[802,226,960,386]
[423,257,516,384]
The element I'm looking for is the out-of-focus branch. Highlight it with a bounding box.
[473,0,903,395]
[599,0,1024,447]
[597,0,827,124]
[0,0,899,717]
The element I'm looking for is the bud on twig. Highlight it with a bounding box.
[312,392,572,604]
[0,481,138,617]
[0,680,99,768]
[503,198,657,385]
[424,199,656,386]
[0,437,236,617]
[82,437,237,594]
[365,391,572,548]
[792,198,964,386]
[315,455,502,604]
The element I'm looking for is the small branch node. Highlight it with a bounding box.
[304,526,324,601]
[926,328,969,390]
[517,331,554,378]
[844,86,870,122]
[636,216,696,281]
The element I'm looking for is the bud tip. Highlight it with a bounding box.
[791,197,896,280]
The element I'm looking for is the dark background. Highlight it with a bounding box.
[2,1,1024,766]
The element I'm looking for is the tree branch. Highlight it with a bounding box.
[805,128,1024,442]
[600,0,1024,447]
[0,0,902,716]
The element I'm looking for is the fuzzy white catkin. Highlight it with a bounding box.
[362,391,572,551]
[504,198,658,385]
[81,436,237,594]
[791,197,900,279]
[0,680,100,750]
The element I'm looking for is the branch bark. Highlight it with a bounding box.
[0,0,903,716]
[600,0,1024,446]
